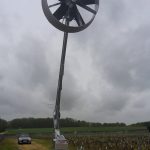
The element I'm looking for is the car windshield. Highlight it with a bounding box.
[20,134,29,137]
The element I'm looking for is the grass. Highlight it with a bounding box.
[0,138,53,150]
[34,138,53,149]
[0,138,17,150]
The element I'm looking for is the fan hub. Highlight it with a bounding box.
[65,0,76,8]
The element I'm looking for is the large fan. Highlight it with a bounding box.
[42,0,99,149]
[42,0,99,32]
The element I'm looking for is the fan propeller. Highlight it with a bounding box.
[42,0,99,33]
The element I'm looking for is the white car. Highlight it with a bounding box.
[18,134,32,144]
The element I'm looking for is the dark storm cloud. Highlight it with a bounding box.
[61,70,82,111]
[15,35,50,89]
[0,7,10,37]
[0,34,51,117]
[95,89,130,113]
[93,24,150,91]
[102,0,126,23]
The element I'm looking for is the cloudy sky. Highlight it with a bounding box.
[0,0,150,124]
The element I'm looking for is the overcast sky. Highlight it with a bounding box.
[0,0,150,124]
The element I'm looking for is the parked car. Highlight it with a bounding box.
[18,134,31,144]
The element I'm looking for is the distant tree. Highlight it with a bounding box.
[9,118,53,129]
[147,126,150,132]
[102,122,126,127]
[0,118,7,132]
[130,121,150,127]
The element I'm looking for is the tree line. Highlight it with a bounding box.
[0,117,127,131]
[130,121,150,132]
[1,117,150,132]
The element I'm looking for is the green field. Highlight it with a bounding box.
[5,126,148,135]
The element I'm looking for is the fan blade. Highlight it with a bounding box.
[49,2,61,8]
[77,3,96,14]
[53,4,68,20]
[73,6,85,26]
[78,0,96,5]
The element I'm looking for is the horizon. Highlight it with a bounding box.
[1,116,150,126]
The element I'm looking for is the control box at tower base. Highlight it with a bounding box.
[54,135,68,150]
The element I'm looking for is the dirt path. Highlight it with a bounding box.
[18,141,48,150]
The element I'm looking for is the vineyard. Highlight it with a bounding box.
[67,135,150,150]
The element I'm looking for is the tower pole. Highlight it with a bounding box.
[53,19,69,137]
